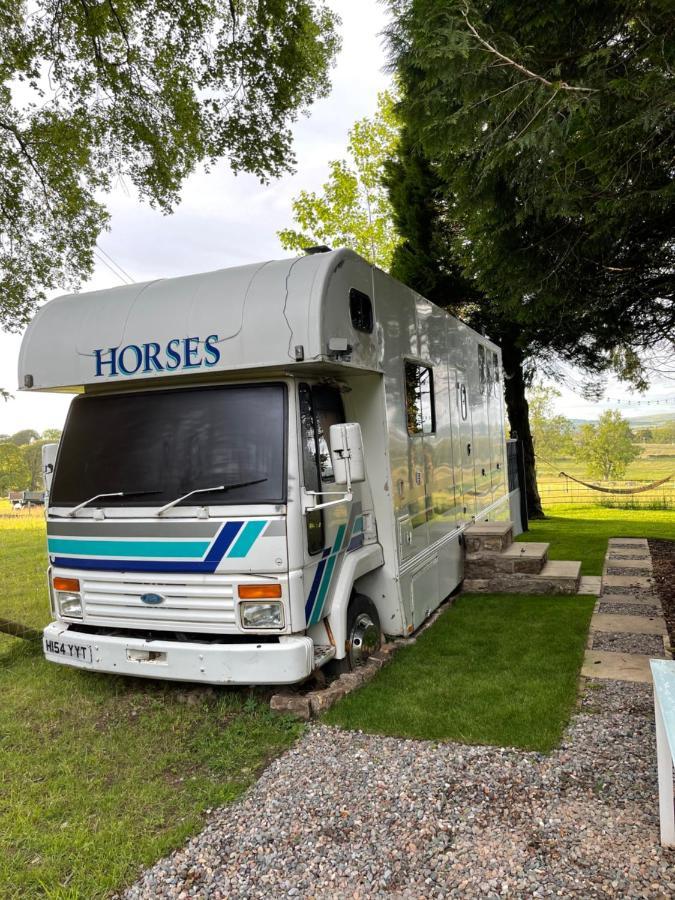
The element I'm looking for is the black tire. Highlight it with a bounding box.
[326,593,381,676]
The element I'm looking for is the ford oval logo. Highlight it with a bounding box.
[140,593,165,605]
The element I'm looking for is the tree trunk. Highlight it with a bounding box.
[0,618,42,642]
[501,340,545,519]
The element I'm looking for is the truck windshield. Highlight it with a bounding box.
[51,383,287,507]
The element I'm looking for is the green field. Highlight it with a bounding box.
[0,506,301,899]
[536,443,674,508]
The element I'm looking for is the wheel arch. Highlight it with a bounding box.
[325,544,383,659]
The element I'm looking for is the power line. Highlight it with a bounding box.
[94,244,135,285]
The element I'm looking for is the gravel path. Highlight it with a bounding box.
[591,631,667,657]
[597,601,661,617]
[123,679,674,899]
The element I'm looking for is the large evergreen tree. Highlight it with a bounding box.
[386,0,674,516]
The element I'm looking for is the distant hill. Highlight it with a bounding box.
[568,411,674,429]
[627,411,675,429]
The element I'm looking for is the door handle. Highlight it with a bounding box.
[466,442,471,456]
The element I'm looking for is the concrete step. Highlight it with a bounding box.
[464,521,513,554]
[464,541,549,576]
[463,559,582,595]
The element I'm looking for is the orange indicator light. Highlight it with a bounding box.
[238,583,282,600]
[53,577,80,592]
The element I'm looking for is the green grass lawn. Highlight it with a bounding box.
[0,510,301,899]
[325,593,595,752]
[517,504,675,575]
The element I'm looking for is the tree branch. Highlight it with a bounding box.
[461,9,597,94]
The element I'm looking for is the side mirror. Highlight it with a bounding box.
[329,423,365,486]
[42,442,59,495]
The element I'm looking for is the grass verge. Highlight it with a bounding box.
[324,593,595,753]
[0,513,301,899]
[517,504,675,575]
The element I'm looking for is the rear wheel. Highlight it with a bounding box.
[327,593,381,676]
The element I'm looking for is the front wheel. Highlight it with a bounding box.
[327,593,381,676]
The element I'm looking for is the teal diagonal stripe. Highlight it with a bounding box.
[47,539,210,559]
[227,520,267,558]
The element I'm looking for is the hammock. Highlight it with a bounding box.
[557,471,674,495]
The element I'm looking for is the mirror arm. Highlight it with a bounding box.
[303,489,353,513]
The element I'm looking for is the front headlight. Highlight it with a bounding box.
[240,601,284,630]
[56,591,83,618]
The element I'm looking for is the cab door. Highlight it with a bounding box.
[298,383,359,627]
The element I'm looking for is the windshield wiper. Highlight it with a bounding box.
[155,478,268,517]
[67,490,163,518]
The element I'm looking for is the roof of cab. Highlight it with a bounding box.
[18,249,376,392]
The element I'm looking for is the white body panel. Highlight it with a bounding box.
[20,250,509,683]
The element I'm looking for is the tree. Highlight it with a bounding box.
[0,443,30,492]
[21,439,52,491]
[574,411,640,480]
[1,1,339,333]
[384,0,674,516]
[41,428,62,442]
[278,91,401,270]
[652,422,675,444]
[528,384,575,462]
[9,429,38,446]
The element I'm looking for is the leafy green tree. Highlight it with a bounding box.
[9,429,38,446]
[1,1,339,333]
[21,439,52,491]
[385,0,674,516]
[528,384,575,462]
[278,91,401,269]
[652,422,675,443]
[41,428,62,442]
[574,411,640,480]
[0,442,30,493]
[634,428,654,444]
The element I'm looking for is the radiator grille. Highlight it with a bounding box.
[81,571,237,632]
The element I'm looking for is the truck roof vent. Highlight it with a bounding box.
[303,245,332,255]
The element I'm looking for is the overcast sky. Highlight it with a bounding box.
[1,0,672,435]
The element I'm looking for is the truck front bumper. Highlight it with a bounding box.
[42,622,314,685]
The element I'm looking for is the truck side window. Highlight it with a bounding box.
[299,384,324,554]
[349,288,373,333]
[405,362,435,435]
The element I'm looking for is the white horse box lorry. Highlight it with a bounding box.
[19,249,510,684]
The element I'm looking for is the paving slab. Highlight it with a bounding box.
[578,575,602,596]
[604,558,653,573]
[607,538,649,548]
[590,613,667,635]
[602,574,655,592]
[581,649,653,683]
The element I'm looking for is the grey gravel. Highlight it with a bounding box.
[123,679,675,899]
[598,601,661,617]
[592,631,667,657]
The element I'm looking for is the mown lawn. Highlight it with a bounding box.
[0,509,301,899]
[325,593,595,752]
[518,504,675,575]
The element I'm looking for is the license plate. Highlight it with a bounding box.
[44,637,93,664]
